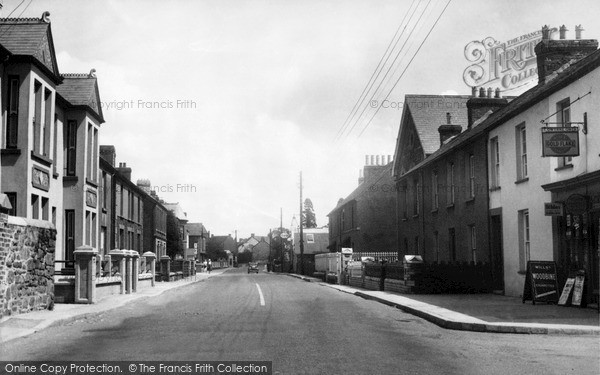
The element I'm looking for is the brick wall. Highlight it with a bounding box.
[0,215,56,318]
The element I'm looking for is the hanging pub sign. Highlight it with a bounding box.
[522,261,559,304]
[541,127,579,157]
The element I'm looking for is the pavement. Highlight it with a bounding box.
[287,273,600,335]
[0,269,228,345]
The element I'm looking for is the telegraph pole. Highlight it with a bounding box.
[299,171,304,275]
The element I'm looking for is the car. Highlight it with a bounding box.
[248,262,259,274]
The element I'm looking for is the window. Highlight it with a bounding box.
[447,162,455,205]
[41,197,49,221]
[93,127,98,181]
[65,120,77,176]
[414,236,419,255]
[51,207,56,226]
[516,123,527,180]
[306,233,315,243]
[92,213,97,247]
[432,172,439,210]
[490,137,500,188]
[31,194,39,219]
[468,154,475,198]
[449,228,456,261]
[413,179,420,216]
[102,172,108,209]
[5,193,17,216]
[65,210,75,260]
[518,209,530,272]
[85,211,91,245]
[101,227,107,254]
[557,99,572,167]
[43,88,52,157]
[402,186,408,219]
[137,233,141,252]
[87,123,93,180]
[434,231,439,262]
[469,225,477,263]
[119,228,125,249]
[6,76,20,148]
[341,209,345,231]
[53,115,58,174]
[33,81,42,154]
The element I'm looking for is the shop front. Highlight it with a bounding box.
[543,170,600,307]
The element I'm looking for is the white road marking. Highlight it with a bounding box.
[255,283,265,306]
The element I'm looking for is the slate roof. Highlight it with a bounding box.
[0,15,61,81]
[328,162,394,216]
[404,95,471,155]
[56,73,104,122]
[400,47,600,179]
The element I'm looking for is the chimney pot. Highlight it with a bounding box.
[575,25,584,39]
[365,155,369,166]
[479,87,486,98]
[542,25,550,40]
[487,87,493,98]
[495,88,501,98]
[471,86,477,97]
[559,25,568,40]
[446,112,451,124]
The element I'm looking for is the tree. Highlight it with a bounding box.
[206,238,227,261]
[303,198,317,228]
[166,211,183,258]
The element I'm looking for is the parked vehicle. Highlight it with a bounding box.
[248,262,259,274]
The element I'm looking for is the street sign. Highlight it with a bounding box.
[541,127,579,157]
[544,202,563,216]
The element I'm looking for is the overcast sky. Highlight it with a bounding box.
[8,0,600,238]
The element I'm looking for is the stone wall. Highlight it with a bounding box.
[0,215,56,318]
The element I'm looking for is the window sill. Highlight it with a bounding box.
[86,178,98,188]
[554,164,573,172]
[401,217,408,222]
[431,208,439,214]
[31,151,53,167]
[412,214,419,219]
[53,172,59,179]
[489,186,501,192]
[515,177,529,185]
[446,203,455,209]
[1,148,21,156]
[465,197,475,204]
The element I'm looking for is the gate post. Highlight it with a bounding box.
[143,252,157,286]
[74,246,98,304]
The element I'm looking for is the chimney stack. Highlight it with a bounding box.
[535,24,598,84]
[467,87,509,128]
[116,162,132,181]
[438,113,462,146]
[99,145,116,167]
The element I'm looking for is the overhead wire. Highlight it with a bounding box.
[358,0,453,138]
[342,0,434,140]
[333,0,418,141]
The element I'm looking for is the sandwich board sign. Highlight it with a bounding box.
[558,278,575,306]
[522,261,559,304]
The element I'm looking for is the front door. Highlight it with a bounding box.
[490,215,505,292]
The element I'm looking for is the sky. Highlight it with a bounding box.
[6,0,600,238]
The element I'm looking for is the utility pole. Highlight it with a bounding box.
[299,171,304,275]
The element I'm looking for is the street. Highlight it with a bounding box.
[2,268,598,375]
